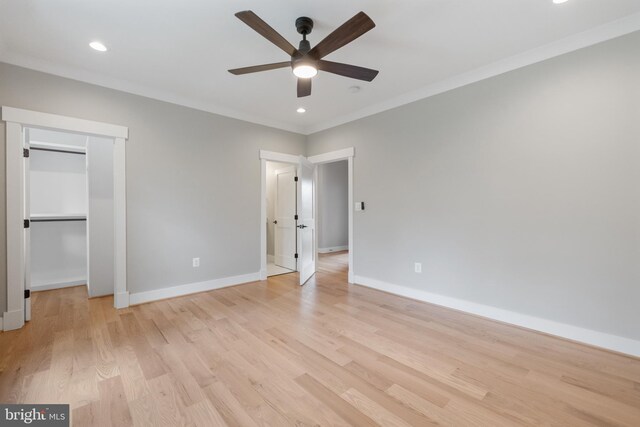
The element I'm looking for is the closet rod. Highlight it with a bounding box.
[31,218,87,223]
[31,147,86,156]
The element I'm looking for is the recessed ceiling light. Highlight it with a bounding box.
[89,41,107,52]
[296,107,306,113]
[553,0,569,4]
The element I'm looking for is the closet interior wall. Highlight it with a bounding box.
[86,136,115,298]
[29,128,88,292]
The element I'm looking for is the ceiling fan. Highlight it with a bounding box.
[228,11,379,98]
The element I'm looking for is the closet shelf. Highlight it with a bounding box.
[31,213,87,222]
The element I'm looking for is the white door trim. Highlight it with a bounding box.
[307,147,354,164]
[4,121,25,330]
[2,106,130,330]
[23,129,31,321]
[2,107,128,138]
[259,150,300,164]
[307,147,355,283]
[113,137,128,308]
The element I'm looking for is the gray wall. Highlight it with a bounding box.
[308,32,640,340]
[317,160,348,250]
[0,62,306,312]
[2,31,639,342]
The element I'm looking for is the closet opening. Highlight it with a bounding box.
[25,127,115,320]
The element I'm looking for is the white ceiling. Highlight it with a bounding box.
[1,0,640,134]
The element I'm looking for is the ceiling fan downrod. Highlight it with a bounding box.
[295,16,313,54]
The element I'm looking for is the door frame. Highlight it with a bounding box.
[260,147,355,283]
[2,106,130,331]
[259,150,300,280]
[308,147,355,283]
[23,128,31,322]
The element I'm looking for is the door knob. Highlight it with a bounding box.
[297,224,307,229]
[273,220,277,224]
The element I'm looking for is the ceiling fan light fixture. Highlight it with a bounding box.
[229,11,378,97]
[292,64,318,79]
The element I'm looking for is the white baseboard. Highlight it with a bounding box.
[0,315,3,330]
[353,275,640,358]
[129,272,261,306]
[2,309,24,331]
[318,245,348,254]
[31,278,86,292]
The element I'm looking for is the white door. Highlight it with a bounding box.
[23,128,32,321]
[274,166,297,270]
[297,156,316,286]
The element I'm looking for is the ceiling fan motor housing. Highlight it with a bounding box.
[297,39,311,55]
[295,16,314,36]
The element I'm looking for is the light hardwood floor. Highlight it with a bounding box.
[1,251,639,426]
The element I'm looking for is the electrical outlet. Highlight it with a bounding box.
[414,262,422,273]
[192,257,200,268]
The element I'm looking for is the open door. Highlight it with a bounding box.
[297,156,316,286]
[274,166,297,271]
[23,128,31,321]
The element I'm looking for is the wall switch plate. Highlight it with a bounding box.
[414,262,422,273]
[192,257,200,268]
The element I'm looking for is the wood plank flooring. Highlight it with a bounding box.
[1,251,639,426]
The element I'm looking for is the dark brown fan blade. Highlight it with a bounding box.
[235,11,297,56]
[308,12,375,59]
[317,60,378,82]
[228,61,291,75]
[297,78,311,97]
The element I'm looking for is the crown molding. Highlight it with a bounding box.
[306,12,640,135]
[0,51,306,135]
[1,12,639,136]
